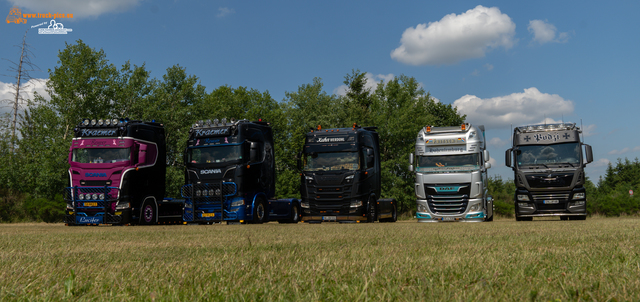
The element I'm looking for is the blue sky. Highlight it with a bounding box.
[1,0,639,183]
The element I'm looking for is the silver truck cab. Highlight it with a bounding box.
[410,123,493,222]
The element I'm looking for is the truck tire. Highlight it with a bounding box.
[367,198,377,223]
[252,198,266,224]
[380,203,397,223]
[140,200,157,225]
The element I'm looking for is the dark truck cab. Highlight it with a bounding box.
[505,123,593,221]
[64,118,184,225]
[182,118,299,224]
[298,125,397,223]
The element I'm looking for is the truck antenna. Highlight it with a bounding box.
[580,119,584,143]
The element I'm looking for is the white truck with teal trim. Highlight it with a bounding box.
[409,123,493,222]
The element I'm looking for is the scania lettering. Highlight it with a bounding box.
[182,118,299,224]
[298,124,397,223]
[505,123,593,221]
[64,118,184,225]
[410,123,494,222]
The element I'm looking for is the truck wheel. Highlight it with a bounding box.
[140,200,157,225]
[367,198,377,223]
[380,204,397,223]
[252,198,266,224]
[288,203,300,223]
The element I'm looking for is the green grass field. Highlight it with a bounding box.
[1,217,639,301]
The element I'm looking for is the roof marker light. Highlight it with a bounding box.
[317,125,321,131]
[426,126,431,133]
[461,123,466,131]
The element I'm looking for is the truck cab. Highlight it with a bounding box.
[182,118,299,224]
[505,123,593,221]
[298,124,397,223]
[410,123,493,222]
[65,118,183,225]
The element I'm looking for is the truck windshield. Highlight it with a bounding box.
[304,152,359,172]
[72,148,131,164]
[416,154,480,172]
[516,142,581,167]
[188,145,242,164]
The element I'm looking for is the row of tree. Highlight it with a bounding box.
[1,40,637,222]
[0,40,465,222]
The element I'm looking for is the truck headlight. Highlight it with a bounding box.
[115,202,130,210]
[417,204,428,212]
[78,193,85,200]
[345,175,354,180]
[572,193,585,200]
[305,176,313,180]
[92,193,98,200]
[301,201,309,208]
[518,202,530,208]
[195,190,202,197]
[99,193,105,200]
[517,194,530,201]
[469,203,481,211]
[350,200,362,208]
[231,198,244,207]
[66,202,74,210]
[572,200,586,206]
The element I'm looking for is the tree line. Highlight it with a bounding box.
[1,40,636,222]
[0,40,465,222]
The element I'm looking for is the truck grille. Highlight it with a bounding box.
[525,173,574,188]
[424,183,470,215]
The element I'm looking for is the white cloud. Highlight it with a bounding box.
[391,5,516,65]
[528,20,571,44]
[0,79,49,115]
[608,148,630,155]
[453,87,574,129]
[488,156,498,168]
[216,7,235,18]
[333,73,395,96]
[582,124,597,137]
[592,158,610,167]
[484,63,494,71]
[488,137,507,147]
[9,0,141,19]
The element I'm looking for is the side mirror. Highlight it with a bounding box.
[409,153,414,172]
[137,144,148,165]
[250,142,259,162]
[484,149,490,162]
[484,162,492,169]
[584,144,593,165]
[505,148,512,168]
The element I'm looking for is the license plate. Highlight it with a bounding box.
[202,213,215,217]
[543,200,559,204]
[442,217,455,221]
[84,202,98,207]
[323,216,337,221]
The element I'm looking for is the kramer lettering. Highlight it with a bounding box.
[195,128,229,137]
[81,129,116,136]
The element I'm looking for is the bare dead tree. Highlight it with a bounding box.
[1,29,42,153]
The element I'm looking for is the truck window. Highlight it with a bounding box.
[416,153,480,172]
[72,148,131,164]
[516,143,580,166]
[303,152,359,172]
[188,145,242,164]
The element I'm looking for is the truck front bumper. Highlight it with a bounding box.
[416,198,485,222]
